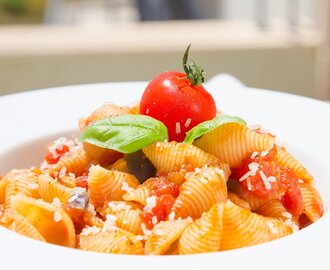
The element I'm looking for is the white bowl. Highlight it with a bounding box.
[0,77,329,270]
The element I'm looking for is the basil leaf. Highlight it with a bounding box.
[184,115,246,144]
[79,114,168,154]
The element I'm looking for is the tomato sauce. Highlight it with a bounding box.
[76,175,89,190]
[44,144,70,164]
[232,147,303,217]
[141,177,179,229]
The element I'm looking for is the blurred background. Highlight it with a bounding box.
[0,0,329,100]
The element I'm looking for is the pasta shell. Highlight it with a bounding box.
[257,199,288,219]
[107,158,129,173]
[9,214,46,242]
[173,165,228,220]
[194,123,275,168]
[0,177,8,204]
[48,149,91,178]
[88,165,139,207]
[143,141,220,175]
[84,104,132,128]
[38,174,74,204]
[82,142,122,166]
[1,169,40,224]
[102,201,143,235]
[123,184,150,206]
[10,194,75,247]
[228,193,251,210]
[178,203,223,254]
[300,183,323,222]
[128,102,140,114]
[228,179,274,211]
[221,200,292,251]
[145,219,192,255]
[82,104,130,165]
[275,146,313,182]
[79,228,144,255]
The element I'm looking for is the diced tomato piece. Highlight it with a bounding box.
[76,175,88,190]
[141,194,176,229]
[44,144,70,164]
[144,177,180,198]
[232,147,303,217]
[280,168,303,216]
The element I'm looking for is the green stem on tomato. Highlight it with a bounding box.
[182,44,206,87]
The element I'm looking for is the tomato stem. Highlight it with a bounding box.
[182,44,205,86]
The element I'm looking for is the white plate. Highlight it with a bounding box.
[0,76,329,270]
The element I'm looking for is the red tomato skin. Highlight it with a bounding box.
[140,71,217,142]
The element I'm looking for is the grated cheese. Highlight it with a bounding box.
[152,216,158,225]
[260,150,269,157]
[259,171,271,190]
[168,211,176,221]
[144,196,157,212]
[121,182,134,193]
[28,182,39,190]
[52,197,61,207]
[282,212,292,219]
[250,151,259,159]
[175,122,181,134]
[81,226,101,236]
[184,118,192,128]
[53,211,62,222]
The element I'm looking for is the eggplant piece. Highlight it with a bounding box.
[125,150,156,183]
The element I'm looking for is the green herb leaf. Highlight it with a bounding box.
[79,114,168,154]
[184,115,246,144]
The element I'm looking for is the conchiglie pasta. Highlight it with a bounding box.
[275,146,313,182]
[178,203,223,254]
[143,141,220,175]
[221,200,292,251]
[79,228,144,255]
[84,104,132,128]
[172,165,228,220]
[82,142,122,167]
[300,183,323,222]
[101,201,143,235]
[1,169,40,224]
[82,104,130,165]
[123,184,150,206]
[48,149,91,178]
[88,165,139,207]
[194,122,275,168]
[145,219,192,255]
[108,158,129,173]
[0,178,7,204]
[38,174,74,204]
[9,214,46,242]
[257,199,288,219]
[10,194,75,247]
[128,102,140,114]
[228,179,274,211]
[228,193,251,210]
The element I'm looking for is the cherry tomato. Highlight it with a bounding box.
[140,45,216,142]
